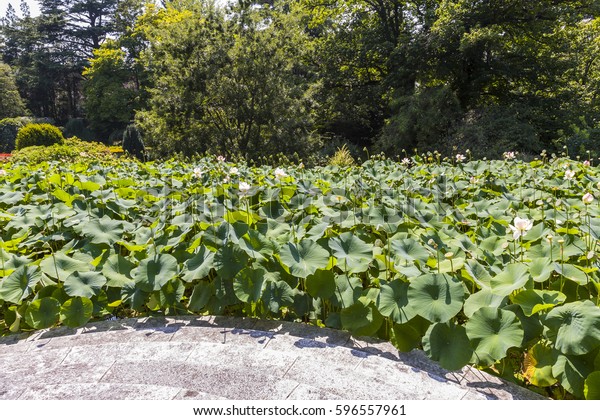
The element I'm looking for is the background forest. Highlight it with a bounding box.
[1,0,599,162]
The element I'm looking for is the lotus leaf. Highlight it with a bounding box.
[407,273,464,323]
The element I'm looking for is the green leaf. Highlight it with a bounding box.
[279,239,329,278]
[512,289,566,316]
[552,351,596,398]
[544,300,600,355]
[24,297,60,329]
[121,281,149,311]
[261,279,294,313]
[407,273,465,323]
[523,343,557,387]
[463,289,507,318]
[60,297,93,328]
[0,265,41,304]
[584,371,600,400]
[331,274,362,308]
[423,322,473,371]
[554,263,589,286]
[214,243,248,280]
[134,253,179,292]
[159,279,184,307]
[465,307,524,367]
[188,281,214,312]
[329,232,373,274]
[40,252,93,281]
[182,245,214,282]
[101,253,135,288]
[529,258,553,283]
[340,297,384,337]
[389,316,430,352]
[490,263,529,297]
[305,269,336,300]
[81,216,124,245]
[64,271,107,298]
[376,279,417,324]
[390,238,429,263]
[234,266,267,303]
[238,230,276,261]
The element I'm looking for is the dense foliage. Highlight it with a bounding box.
[10,137,116,164]
[1,154,600,399]
[1,0,598,158]
[14,123,64,150]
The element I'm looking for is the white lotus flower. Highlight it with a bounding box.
[583,192,594,205]
[0,169,6,177]
[401,158,411,165]
[229,167,239,175]
[583,160,591,167]
[193,167,203,178]
[564,169,576,180]
[217,155,226,162]
[238,181,251,194]
[509,216,533,239]
[455,154,466,162]
[469,176,478,184]
[274,168,286,179]
[503,151,516,160]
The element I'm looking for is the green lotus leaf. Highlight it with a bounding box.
[238,230,276,261]
[390,238,430,263]
[40,252,93,281]
[261,279,294,313]
[329,232,373,274]
[513,289,566,316]
[121,281,150,311]
[81,216,124,245]
[490,263,530,297]
[64,271,107,298]
[279,239,329,278]
[423,322,473,371]
[24,297,60,329]
[465,307,524,367]
[552,351,596,398]
[188,281,214,312]
[523,343,557,387]
[101,253,135,288]
[0,265,41,304]
[463,289,507,318]
[234,266,267,303]
[544,300,600,355]
[60,297,93,328]
[134,253,179,292]
[159,278,185,307]
[529,258,553,283]
[554,263,589,286]
[182,245,214,282]
[332,274,362,308]
[407,273,465,323]
[340,297,384,337]
[389,316,430,352]
[214,243,248,280]
[463,259,493,289]
[305,269,336,300]
[584,371,600,400]
[376,279,417,324]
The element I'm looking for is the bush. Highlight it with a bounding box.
[63,118,97,142]
[10,137,118,165]
[328,144,356,166]
[0,117,32,153]
[122,124,145,161]
[15,123,65,150]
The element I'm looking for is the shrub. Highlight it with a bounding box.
[122,124,145,161]
[328,144,355,166]
[11,137,117,165]
[15,123,65,150]
[63,118,97,142]
[0,117,32,153]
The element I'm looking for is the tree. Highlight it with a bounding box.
[0,61,27,119]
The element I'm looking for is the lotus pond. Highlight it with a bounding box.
[1,155,600,399]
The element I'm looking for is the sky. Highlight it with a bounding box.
[0,0,41,18]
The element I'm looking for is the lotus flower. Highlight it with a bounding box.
[229,167,239,175]
[239,181,251,194]
[193,167,203,178]
[583,160,591,167]
[401,158,411,165]
[564,169,576,180]
[274,168,286,179]
[503,151,516,160]
[217,155,226,162]
[583,192,594,205]
[509,216,533,239]
[455,154,466,162]
[0,169,6,177]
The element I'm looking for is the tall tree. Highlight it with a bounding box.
[0,61,27,118]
